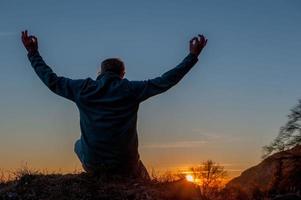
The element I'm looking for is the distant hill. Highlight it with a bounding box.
[226,145,301,199]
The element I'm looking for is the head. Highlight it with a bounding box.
[97,58,125,78]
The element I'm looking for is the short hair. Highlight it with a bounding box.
[100,58,125,76]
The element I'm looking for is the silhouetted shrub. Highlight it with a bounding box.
[263,99,301,158]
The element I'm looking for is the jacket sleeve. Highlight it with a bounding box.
[28,51,85,102]
[129,53,198,102]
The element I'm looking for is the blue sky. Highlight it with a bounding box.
[0,0,301,176]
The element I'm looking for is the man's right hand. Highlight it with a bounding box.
[189,34,207,57]
[21,30,38,55]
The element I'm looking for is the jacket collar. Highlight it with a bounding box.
[96,72,122,81]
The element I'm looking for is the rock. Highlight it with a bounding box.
[226,145,301,199]
[272,194,301,200]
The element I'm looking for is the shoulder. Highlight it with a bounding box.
[75,77,96,90]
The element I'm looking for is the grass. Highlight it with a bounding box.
[0,165,205,200]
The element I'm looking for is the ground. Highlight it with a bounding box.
[0,172,201,200]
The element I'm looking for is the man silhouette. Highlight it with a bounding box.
[21,30,207,179]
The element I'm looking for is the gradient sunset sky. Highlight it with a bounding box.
[1,0,301,177]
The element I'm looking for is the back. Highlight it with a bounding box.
[76,72,141,167]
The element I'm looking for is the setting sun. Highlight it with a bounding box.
[185,174,195,182]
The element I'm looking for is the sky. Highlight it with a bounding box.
[0,0,301,178]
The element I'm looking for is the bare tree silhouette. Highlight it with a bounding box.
[190,160,227,199]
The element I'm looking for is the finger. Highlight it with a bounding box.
[23,31,28,41]
[25,30,28,38]
[27,36,34,46]
[190,37,198,44]
[32,36,38,46]
[193,38,198,45]
[198,34,205,43]
[21,31,28,43]
[204,39,208,46]
[29,36,38,47]
[29,36,35,43]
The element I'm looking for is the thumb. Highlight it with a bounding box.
[32,36,38,46]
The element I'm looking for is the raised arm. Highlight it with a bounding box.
[130,34,207,102]
[21,30,84,102]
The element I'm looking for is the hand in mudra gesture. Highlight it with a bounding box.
[190,34,207,56]
[21,30,38,55]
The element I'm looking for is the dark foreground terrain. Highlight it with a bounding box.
[0,173,201,200]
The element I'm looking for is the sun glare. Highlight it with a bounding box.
[185,174,194,182]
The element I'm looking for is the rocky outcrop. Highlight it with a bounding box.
[226,145,301,199]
